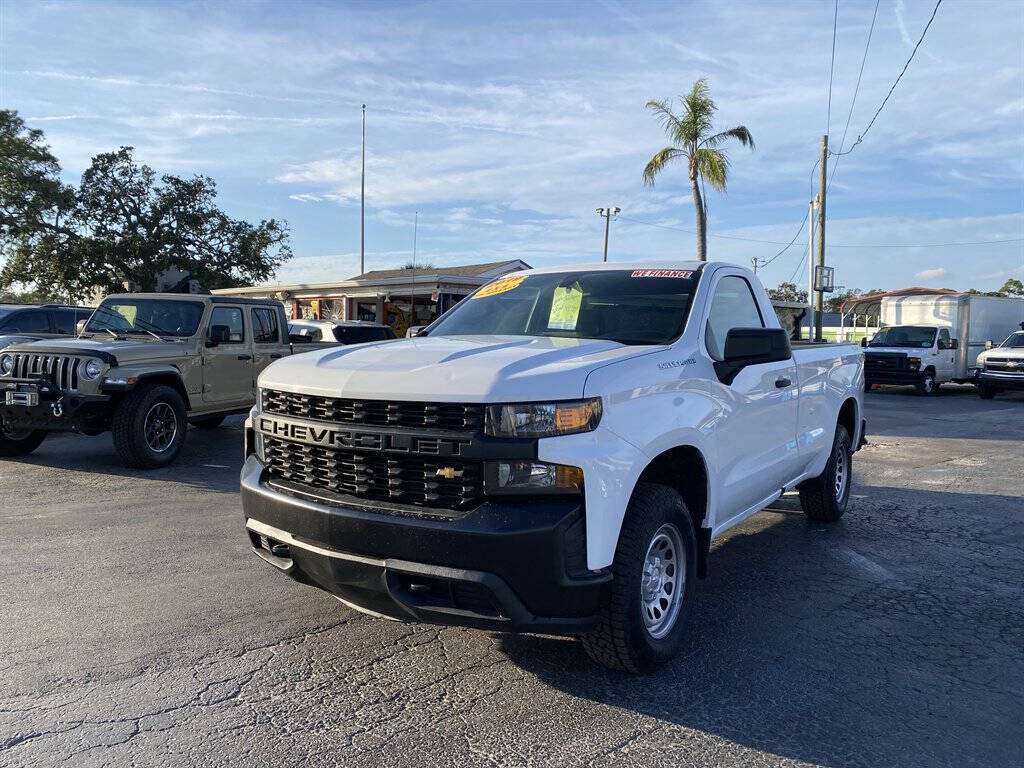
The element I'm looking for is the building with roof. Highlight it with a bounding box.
[212,259,530,337]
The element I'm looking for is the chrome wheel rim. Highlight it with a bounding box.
[641,523,685,639]
[834,444,848,501]
[144,403,177,452]
[923,375,934,393]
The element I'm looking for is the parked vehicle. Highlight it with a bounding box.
[0,304,94,351]
[0,293,296,467]
[976,329,1024,399]
[241,261,865,672]
[863,294,1023,394]
[288,319,396,345]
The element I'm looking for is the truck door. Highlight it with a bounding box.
[250,306,286,388]
[703,274,800,519]
[936,328,956,381]
[202,305,253,405]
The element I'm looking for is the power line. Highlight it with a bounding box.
[828,0,880,191]
[759,217,806,269]
[616,215,1024,249]
[826,0,838,132]
[831,0,943,158]
[786,244,809,285]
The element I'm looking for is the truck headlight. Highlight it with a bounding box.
[486,461,583,494]
[80,358,104,380]
[0,354,13,376]
[907,357,921,370]
[485,398,602,438]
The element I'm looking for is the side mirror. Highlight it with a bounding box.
[985,340,993,350]
[714,327,792,385]
[206,324,231,347]
[76,319,88,336]
[949,338,958,350]
[860,337,867,348]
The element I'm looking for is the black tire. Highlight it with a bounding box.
[111,384,187,469]
[864,381,874,392]
[916,369,938,396]
[0,425,47,457]
[978,384,997,400]
[799,424,852,522]
[581,483,697,674]
[191,415,226,429]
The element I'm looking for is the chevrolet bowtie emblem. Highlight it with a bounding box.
[436,467,464,479]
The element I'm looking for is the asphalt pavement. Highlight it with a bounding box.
[1,385,1022,768]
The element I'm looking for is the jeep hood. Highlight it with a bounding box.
[3,336,191,363]
[261,335,660,402]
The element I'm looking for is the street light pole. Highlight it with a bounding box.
[410,211,418,328]
[596,207,620,262]
[360,104,366,276]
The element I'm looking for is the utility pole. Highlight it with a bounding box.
[360,104,366,276]
[751,257,759,275]
[596,207,620,262]
[815,134,828,342]
[807,199,817,341]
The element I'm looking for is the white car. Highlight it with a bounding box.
[242,261,864,672]
[288,319,395,345]
[976,329,1024,399]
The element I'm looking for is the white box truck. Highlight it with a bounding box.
[864,294,1024,393]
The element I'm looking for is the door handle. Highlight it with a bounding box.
[775,377,791,388]
[237,354,252,361]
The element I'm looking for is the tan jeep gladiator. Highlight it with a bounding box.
[0,293,298,467]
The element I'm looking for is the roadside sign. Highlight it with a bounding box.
[814,265,835,293]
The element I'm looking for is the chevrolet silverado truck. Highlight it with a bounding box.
[976,329,1024,399]
[241,261,865,672]
[0,293,294,467]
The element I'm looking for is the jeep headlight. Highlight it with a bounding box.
[484,398,602,438]
[80,358,104,380]
[0,354,13,376]
[907,357,921,370]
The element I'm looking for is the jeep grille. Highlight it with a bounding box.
[7,353,81,391]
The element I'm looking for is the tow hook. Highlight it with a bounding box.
[51,402,63,418]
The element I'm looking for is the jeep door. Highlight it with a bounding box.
[250,306,287,384]
[202,305,254,405]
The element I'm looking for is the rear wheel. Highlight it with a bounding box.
[799,424,852,522]
[191,415,226,429]
[581,483,697,673]
[112,384,187,468]
[0,424,47,457]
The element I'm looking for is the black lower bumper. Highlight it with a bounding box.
[979,372,1024,391]
[240,455,609,634]
[865,369,924,385]
[0,378,110,432]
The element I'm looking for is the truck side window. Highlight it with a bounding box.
[0,309,50,333]
[210,307,245,343]
[705,275,764,361]
[937,328,951,349]
[251,308,280,344]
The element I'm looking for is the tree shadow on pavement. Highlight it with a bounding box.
[498,486,1024,768]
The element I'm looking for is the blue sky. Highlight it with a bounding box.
[2,0,1022,292]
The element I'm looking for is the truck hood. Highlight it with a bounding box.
[261,335,661,402]
[2,336,192,363]
[864,347,918,355]
[978,347,1024,361]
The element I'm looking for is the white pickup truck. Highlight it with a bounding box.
[241,261,865,672]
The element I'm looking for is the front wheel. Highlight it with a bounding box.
[0,425,47,457]
[581,483,697,673]
[916,370,938,396]
[978,384,998,400]
[112,384,187,468]
[799,424,852,522]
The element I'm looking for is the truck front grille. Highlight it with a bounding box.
[865,352,907,373]
[8,353,81,391]
[261,389,484,431]
[985,358,1023,374]
[263,436,482,509]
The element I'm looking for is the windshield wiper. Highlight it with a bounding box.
[101,328,120,340]
[136,329,167,343]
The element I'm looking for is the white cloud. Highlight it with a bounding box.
[914,267,948,282]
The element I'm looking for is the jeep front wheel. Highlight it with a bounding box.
[112,384,187,468]
[0,425,47,457]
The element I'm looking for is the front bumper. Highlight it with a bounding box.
[979,371,1024,391]
[240,455,610,634]
[865,368,924,385]
[0,377,110,431]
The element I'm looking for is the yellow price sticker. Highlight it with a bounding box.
[548,283,583,330]
[473,274,527,299]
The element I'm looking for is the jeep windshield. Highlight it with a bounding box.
[426,268,700,345]
[868,326,937,348]
[85,299,205,337]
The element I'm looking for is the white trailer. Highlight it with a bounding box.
[880,294,1024,380]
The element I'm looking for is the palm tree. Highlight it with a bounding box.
[642,79,754,261]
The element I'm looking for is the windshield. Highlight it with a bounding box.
[427,268,700,345]
[1000,332,1024,348]
[869,326,937,348]
[85,299,205,337]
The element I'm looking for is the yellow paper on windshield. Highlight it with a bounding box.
[473,274,526,299]
[114,304,137,325]
[548,284,583,331]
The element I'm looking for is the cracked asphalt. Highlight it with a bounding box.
[1,385,1022,767]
